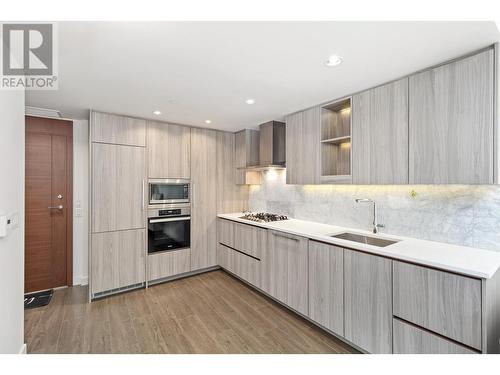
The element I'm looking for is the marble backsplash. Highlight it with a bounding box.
[248,169,500,252]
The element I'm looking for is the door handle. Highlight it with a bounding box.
[48,205,64,210]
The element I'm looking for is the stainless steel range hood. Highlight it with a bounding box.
[238,120,286,171]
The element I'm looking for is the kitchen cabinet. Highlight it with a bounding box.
[285,106,321,184]
[91,111,146,147]
[352,78,409,184]
[216,131,249,213]
[190,128,217,271]
[393,319,476,354]
[235,129,261,185]
[409,49,494,184]
[148,248,191,282]
[344,249,392,353]
[233,222,266,259]
[217,218,235,248]
[91,229,145,295]
[217,243,261,287]
[262,230,309,315]
[308,241,344,337]
[320,99,352,184]
[91,143,146,233]
[393,260,482,350]
[148,121,191,178]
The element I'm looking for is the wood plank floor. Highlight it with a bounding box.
[24,270,357,354]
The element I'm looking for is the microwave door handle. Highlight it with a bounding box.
[149,216,191,224]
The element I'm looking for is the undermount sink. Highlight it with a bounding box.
[331,232,399,247]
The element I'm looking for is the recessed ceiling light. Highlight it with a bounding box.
[245,99,255,105]
[205,120,212,124]
[325,55,343,67]
[153,110,161,115]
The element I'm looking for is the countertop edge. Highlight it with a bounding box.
[217,213,500,279]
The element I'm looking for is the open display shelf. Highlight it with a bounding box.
[320,98,352,182]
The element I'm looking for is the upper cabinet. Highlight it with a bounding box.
[283,45,497,185]
[286,106,321,184]
[216,131,249,214]
[147,121,191,178]
[409,49,495,184]
[320,98,352,184]
[235,129,261,185]
[352,78,409,184]
[91,111,146,147]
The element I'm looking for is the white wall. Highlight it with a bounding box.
[0,89,25,353]
[72,120,89,285]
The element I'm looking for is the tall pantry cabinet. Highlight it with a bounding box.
[90,111,147,298]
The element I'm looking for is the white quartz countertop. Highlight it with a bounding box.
[217,212,500,279]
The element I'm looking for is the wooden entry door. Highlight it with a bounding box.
[25,116,73,293]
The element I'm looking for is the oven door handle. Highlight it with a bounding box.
[149,216,191,224]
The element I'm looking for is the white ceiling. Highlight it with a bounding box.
[26,21,499,131]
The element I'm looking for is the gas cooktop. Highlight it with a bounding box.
[239,212,289,223]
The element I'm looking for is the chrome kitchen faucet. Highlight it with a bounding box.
[355,198,385,234]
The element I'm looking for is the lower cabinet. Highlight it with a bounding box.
[308,241,344,337]
[91,229,146,295]
[344,249,393,353]
[393,260,482,350]
[262,230,309,315]
[218,219,235,248]
[393,319,476,354]
[233,222,266,259]
[217,243,261,287]
[148,248,191,282]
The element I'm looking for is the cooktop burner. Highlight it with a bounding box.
[240,212,289,223]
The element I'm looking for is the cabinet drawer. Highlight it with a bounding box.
[148,248,191,282]
[217,244,260,288]
[393,261,482,350]
[233,222,266,259]
[217,219,235,248]
[393,319,477,354]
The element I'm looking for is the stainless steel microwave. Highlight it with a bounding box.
[148,178,190,205]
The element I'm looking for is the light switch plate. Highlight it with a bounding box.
[0,215,6,237]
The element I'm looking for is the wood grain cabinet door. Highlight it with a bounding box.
[91,143,146,233]
[216,131,249,213]
[393,261,482,350]
[344,249,393,353]
[190,128,217,271]
[285,107,321,184]
[91,229,145,295]
[148,248,191,282]
[91,111,146,147]
[352,78,409,184]
[217,219,235,248]
[147,121,191,178]
[262,230,309,315]
[233,222,267,259]
[217,243,261,288]
[308,241,344,337]
[393,319,477,354]
[409,49,494,184]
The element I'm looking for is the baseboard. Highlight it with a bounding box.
[19,343,27,354]
[74,275,89,286]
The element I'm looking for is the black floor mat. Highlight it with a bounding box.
[24,289,53,309]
